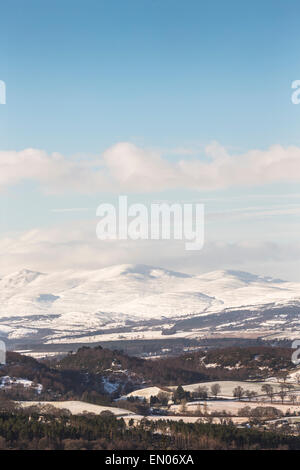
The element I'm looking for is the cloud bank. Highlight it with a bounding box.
[1,222,300,281]
[1,142,300,193]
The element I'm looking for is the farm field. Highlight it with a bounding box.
[125,386,173,400]
[17,401,249,424]
[170,400,300,415]
[18,400,135,417]
[126,381,288,401]
[171,381,285,397]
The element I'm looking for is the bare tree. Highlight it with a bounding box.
[261,384,274,403]
[244,389,254,401]
[180,399,187,415]
[193,386,208,400]
[233,386,245,401]
[278,385,287,404]
[210,383,221,399]
[157,392,169,406]
[289,394,297,405]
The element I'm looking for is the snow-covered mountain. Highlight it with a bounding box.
[0,264,299,344]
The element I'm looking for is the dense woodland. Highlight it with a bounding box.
[56,344,294,382]
[0,410,298,450]
[202,346,292,370]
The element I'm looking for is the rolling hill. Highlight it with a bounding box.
[0,264,299,347]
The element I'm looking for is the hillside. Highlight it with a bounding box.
[54,345,297,388]
[0,264,299,349]
[0,345,296,405]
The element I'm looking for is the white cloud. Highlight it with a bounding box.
[1,222,300,280]
[1,141,300,193]
[0,148,108,193]
[102,142,179,191]
[1,142,299,280]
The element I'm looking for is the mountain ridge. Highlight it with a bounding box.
[0,264,299,345]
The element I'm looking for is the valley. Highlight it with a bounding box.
[1,345,300,449]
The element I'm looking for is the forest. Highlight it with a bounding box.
[0,409,298,450]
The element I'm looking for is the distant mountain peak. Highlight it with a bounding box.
[94,263,191,279]
[0,264,297,345]
[224,270,285,284]
[0,268,43,288]
[198,269,285,284]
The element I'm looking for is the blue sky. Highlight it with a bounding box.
[0,0,300,279]
[1,0,300,152]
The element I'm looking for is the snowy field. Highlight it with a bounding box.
[18,400,135,416]
[170,400,300,415]
[172,380,284,397]
[125,381,285,401]
[125,386,173,401]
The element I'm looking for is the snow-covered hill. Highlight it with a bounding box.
[0,264,299,344]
